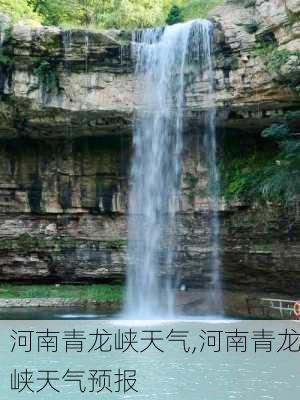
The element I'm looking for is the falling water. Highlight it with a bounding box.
[204,108,223,312]
[63,30,73,55]
[84,32,89,73]
[125,20,220,318]
[200,26,223,313]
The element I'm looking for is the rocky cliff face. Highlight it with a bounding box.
[0,1,299,297]
[0,25,133,138]
[209,0,300,131]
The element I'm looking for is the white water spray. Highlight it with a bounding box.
[125,20,221,319]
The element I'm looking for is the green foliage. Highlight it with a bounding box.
[0,53,14,79]
[259,123,300,203]
[220,154,274,201]
[106,240,126,250]
[28,0,74,26]
[183,173,200,204]
[252,43,276,58]
[229,0,256,6]
[287,12,299,26]
[269,49,300,73]
[244,0,256,7]
[252,45,300,95]
[179,0,224,20]
[0,283,123,301]
[100,0,166,29]
[184,173,198,188]
[262,123,289,140]
[1,0,166,28]
[252,46,300,73]
[1,0,225,28]
[0,53,14,67]
[166,4,183,25]
[0,0,41,23]
[285,111,300,120]
[27,0,168,29]
[33,59,59,93]
[270,49,300,94]
[221,115,300,205]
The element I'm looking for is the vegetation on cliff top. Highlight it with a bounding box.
[167,0,223,24]
[0,0,41,23]
[0,0,224,29]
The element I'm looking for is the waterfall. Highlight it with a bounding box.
[125,20,220,319]
[204,109,223,312]
[201,27,223,313]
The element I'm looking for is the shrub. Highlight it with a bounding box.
[0,0,41,23]
[179,0,224,20]
[252,46,300,95]
[1,1,227,29]
[33,59,59,93]
[166,5,183,25]
[269,49,300,73]
[221,115,300,205]
[228,0,256,6]
[244,0,256,7]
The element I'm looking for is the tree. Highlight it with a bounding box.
[166,5,183,25]
[180,0,223,20]
[100,0,165,29]
[0,0,41,22]
[1,0,226,29]
[26,0,166,28]
[27,0,76,25]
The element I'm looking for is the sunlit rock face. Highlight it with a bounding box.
[207,0,300,132]
[1,1,299,139]
[0,0,299,299]
[0,26,134,138]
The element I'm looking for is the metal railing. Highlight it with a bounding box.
[247,297,298,319]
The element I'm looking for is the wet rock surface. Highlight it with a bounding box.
[0,1,299,297]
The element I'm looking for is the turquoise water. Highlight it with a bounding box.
[1,320,299,399]
[0,307,119,320]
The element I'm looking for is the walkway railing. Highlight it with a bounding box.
[247,297,298,319]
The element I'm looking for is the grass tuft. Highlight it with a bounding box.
[0,284,123,302]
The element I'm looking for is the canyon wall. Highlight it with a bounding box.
[0,0,299,296]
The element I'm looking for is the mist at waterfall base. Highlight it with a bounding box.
[124,20,222,320]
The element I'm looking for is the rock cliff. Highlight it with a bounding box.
[0,0,299,297]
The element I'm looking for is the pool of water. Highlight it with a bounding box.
[0,319,299,399]
[0,306,120,320]
[0,306,238,320]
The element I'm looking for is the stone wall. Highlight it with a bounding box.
[0,1,299,297]
[176,204,300,296]
[0,136,129,214]
[0,133,298,296]
[1,1,299,138]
